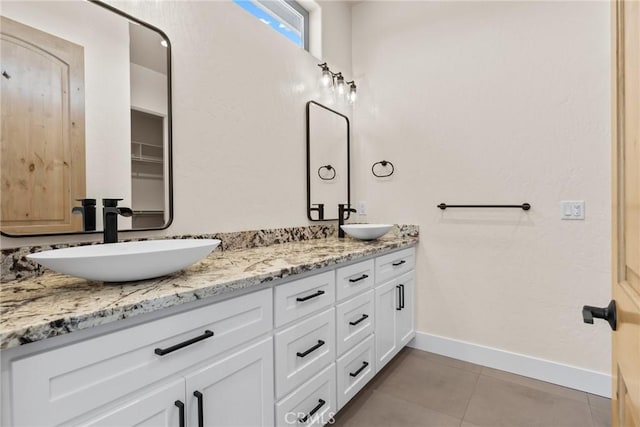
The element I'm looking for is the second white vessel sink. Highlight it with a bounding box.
[340,224,393,240]
[28,239,221,282]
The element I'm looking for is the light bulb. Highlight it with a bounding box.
[336,74,346,96]
[347,82,357,104]
[321,69,333,88]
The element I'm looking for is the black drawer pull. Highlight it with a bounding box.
[392,260,406,267]
[349,274,369,283]
[349,314,369,326]
[349,361,369,377]
[297,340,325,358]
[175,400,185,427]
[299,399,326,423]
[296,290,325,302]
[154,330,214,356]
[396,285,402,311]
[193,391,204,427]
[400,284,405,309]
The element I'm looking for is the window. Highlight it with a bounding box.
[233,0,309,50]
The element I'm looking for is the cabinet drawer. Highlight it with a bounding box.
[275,271,335,327]
[275,308,335,399]
[375,247,415,284]
[10,289,272,427]
[336,259,374,301]
[336,335,375,410]
[336,290,374,356]
[275,364,337,427]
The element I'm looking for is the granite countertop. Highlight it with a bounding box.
[0,234,417,350]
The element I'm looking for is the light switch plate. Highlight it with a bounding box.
[560,200,585,220]
[356,201,367,215]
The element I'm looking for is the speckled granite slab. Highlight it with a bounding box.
[1,224,340,282]
[0,227,418,350]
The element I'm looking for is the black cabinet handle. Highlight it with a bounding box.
[175,400,185,427]
[396,285,402,311]
[193,391,204,427]
[349,314,369,326]
[297,340,325,358]
[349,361,369,378]
[154,330,214,356]
[296,290,325,302]
[299,399,326,423]
[392,260,406,267]
[349,274,369,283]
[399,284,405,309]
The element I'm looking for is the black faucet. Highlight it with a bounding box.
[310,203,325,221]
[72,198,97,231]
[338,204,357,238]
[102,198,133,243]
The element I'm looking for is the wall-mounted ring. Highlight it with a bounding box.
[372,160,394,178]
[318,165,336,180]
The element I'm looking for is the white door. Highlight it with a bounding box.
[185,337,274,427]
[77,379,185,427]
[374,279,398,371]
[396,271,415,348]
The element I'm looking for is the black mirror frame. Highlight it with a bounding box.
[1,0,173,238]
[306,100,350,222]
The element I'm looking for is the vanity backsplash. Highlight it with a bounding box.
[1,224,419,282]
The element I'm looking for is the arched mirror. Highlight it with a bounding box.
[0,0,172,236]
[306,101,350,221]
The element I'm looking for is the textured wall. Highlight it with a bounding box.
[0,0,353,248]
[351,1,611,374]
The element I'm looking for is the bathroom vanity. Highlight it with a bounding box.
[0,232,417,427]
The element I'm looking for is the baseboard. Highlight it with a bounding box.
[409,331,611,398]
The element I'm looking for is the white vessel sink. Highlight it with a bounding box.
[27,239,221,282]
[340,224,393,240]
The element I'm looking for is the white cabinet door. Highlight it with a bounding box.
[184,337,274,427]
[374,279,398,371]
[77,379,185,427]
[396,271,415,348]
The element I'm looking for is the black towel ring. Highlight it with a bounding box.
[318,165,336,180]
[372,160,394,178]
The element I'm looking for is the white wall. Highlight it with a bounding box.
[1,0,132,230]
[0,0,353,248]
[352,1,611,375]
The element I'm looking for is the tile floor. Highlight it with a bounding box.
[332,348,611,427]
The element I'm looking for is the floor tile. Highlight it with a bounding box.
[481,367,588,404]
[587,393,612,410]
[590,404,611,427]
[464,375,594,427]
[332,389,462,427]
[406,348,483,374]
[372,350,480,418]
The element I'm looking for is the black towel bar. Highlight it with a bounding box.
[437,203,531,211]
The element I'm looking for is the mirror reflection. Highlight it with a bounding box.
[0,0,172,236]
[306,101,350,221]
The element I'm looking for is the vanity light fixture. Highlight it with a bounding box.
[346,81,357,103]
[316,63,357,103]
[335,73,346,96]
[318,62,333,88]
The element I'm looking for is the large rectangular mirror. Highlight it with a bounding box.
[306,101,350,221]
[0,0,172,237]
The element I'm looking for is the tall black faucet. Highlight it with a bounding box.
[102,198,133,244]
[338,204,357,238]
[72,198,97,231]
